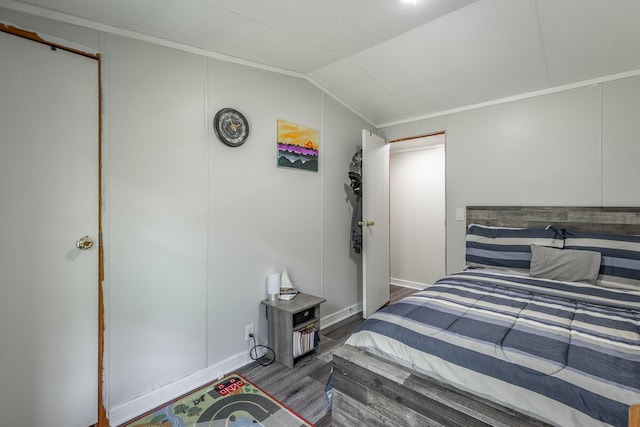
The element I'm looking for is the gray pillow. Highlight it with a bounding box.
[530,244,601,284]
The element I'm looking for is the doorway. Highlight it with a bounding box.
[389,133,446,290]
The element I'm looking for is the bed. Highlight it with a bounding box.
[332,206,640,427]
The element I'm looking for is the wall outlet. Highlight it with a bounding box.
[245,324,254,340]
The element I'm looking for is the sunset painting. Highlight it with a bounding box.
[277,119,318,171]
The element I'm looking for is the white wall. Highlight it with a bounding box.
[0,8,368,424]
[322,96,367,318]
[602,78,640,204]
[382,76,640,273]
[390,142,445,288]
[106,33,210,410]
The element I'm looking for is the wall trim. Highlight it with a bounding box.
[109,302,362,425]
[390,277,428,290]
[4,0,640,130]
[377,68,640,128]
[0,0,297,77]
[321,302,362,329]
[108,352,251,426]
[0,0,375,128]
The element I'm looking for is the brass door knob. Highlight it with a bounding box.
[76,236,94,250]
[358,220,375,227]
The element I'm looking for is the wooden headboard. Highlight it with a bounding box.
[466,206,640,235]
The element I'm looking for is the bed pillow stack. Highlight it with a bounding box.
[466,224,640,288]
[465,224,564,273]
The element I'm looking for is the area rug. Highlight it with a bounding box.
[122,373,314,427]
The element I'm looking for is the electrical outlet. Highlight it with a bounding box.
[245,324,254,340]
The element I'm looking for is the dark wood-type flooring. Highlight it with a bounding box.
[237,285,419,426]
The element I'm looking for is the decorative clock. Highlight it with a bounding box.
[213,108,249,147]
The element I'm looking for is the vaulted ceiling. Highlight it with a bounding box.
[3,0,640,127]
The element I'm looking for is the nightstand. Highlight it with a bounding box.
[261,293,326,368]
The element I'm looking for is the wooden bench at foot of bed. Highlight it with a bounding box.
[332,345,640,427]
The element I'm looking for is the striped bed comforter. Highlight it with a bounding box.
[346,269,640,427]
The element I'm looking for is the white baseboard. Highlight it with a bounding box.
[390,277,428,290]
[108,351,251,426]
[109,301,363,426]
[321,301,362,329]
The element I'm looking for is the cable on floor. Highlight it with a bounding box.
[248,333,275,366]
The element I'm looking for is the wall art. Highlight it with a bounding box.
[277,119,318,171]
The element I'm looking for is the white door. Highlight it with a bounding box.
[0,32,99,426]
[361,130,390,318]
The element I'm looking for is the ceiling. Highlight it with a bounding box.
[3,0,640,127]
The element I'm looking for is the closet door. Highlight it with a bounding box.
[0,31,99,426]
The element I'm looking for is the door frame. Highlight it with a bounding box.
[389,129,449,280]
[388,131,447,287]
[0,23,107,427]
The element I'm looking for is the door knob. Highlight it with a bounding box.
[76,236,94,250]
[358,220,375,227]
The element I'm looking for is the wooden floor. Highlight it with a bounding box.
[237,285,419,426]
